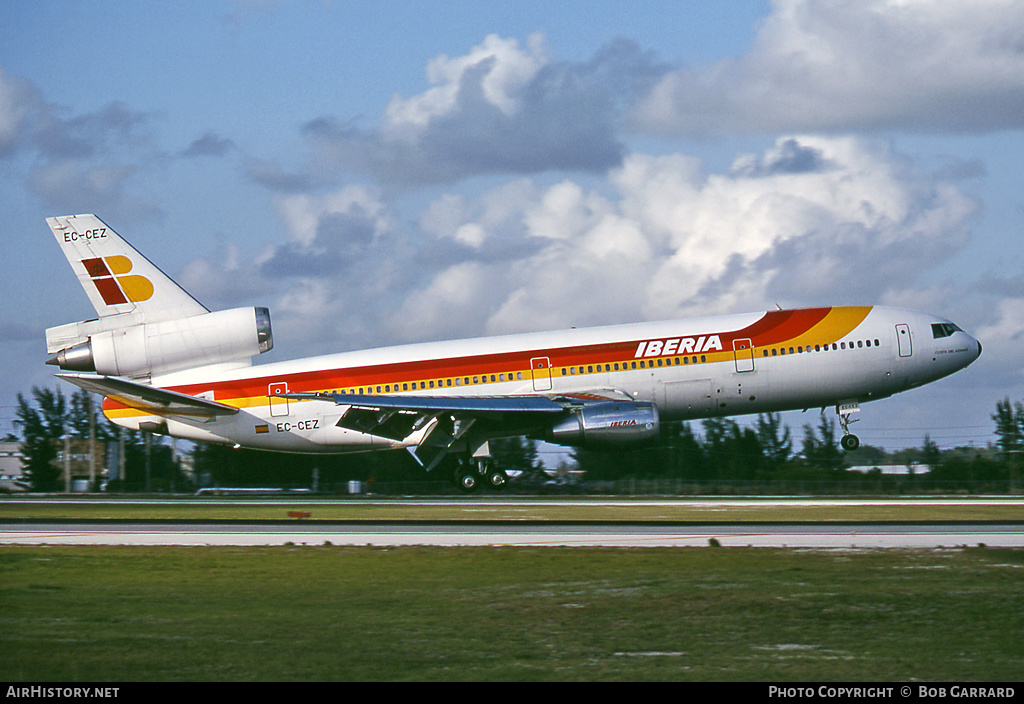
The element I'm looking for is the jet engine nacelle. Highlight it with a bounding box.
[48,307,273,378]
[544,401,660,449]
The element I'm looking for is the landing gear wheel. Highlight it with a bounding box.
[840,434,860,451]
[455,467,480,493]
[485,467,509,491]
[836,404,861,453]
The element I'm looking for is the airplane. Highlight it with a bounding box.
[44,214,982,491]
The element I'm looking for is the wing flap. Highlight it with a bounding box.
[284,389,632,471]
[57,373,239,418]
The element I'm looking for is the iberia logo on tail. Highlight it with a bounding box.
[82,256,154,305]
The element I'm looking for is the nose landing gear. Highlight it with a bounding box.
[837,402,860,451]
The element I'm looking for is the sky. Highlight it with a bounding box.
[1,0,1022,454]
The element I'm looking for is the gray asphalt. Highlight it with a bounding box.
[3,520,1022,548]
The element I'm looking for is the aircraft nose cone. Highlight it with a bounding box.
[967,335,982,365]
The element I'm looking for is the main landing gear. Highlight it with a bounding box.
[837,403,861,451]
[453,457,509,493]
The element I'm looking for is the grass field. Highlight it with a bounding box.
[2,544,1022,681]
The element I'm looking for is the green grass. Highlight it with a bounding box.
[2,545,1022,681]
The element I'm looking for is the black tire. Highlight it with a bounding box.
[485,468,509,491]
[840,434,860,451]
[455,468,480,493]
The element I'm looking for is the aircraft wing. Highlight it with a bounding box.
[57,373,239,418]
[285,388,631,470]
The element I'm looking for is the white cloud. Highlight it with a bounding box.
[292,137,974,343]
[175,135,982,361]
[0,67,162,222]
[973,297,1024,385]
[634,0,1024,136]
[0,66,42,156]
[383,34,548,135]
[296,35,665,185]
[274,185,390,247]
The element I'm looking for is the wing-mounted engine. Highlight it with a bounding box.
[46,306,273,379]
[543,400,660,449]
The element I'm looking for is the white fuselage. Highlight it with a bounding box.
[103,305,981,454]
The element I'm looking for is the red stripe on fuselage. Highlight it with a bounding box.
[731,308,831,348]
[104,307,839,413]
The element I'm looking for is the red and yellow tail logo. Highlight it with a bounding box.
[82,256,154,305]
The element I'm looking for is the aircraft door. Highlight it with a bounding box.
[662,378,716,418]
[733,338,755,373]
[896,324,913,357]
[268,381,290,417]
[531,357,553,392]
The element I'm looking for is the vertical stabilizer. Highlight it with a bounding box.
[46,214,207,322]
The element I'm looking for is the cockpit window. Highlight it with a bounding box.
[931,323,962,339]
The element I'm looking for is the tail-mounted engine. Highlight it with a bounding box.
[543,401,660,449]
[46,306,273,379]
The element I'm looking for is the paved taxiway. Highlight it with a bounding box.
[3,498,1022,548]
[3,521,1023,548]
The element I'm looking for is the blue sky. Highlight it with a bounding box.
[2,0,1022,452]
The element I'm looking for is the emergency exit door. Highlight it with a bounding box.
[896,324,913,357]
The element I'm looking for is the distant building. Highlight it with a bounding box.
[847,464,931,476]
[0,442,25,491]
[55,439,110,491]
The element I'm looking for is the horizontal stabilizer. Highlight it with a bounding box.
[57,373,238,418]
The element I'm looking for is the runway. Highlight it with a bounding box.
[3,520,1023,548]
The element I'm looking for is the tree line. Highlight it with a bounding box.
[8,386,1023,492]
[11,387,181,492]
[572,409,1014,489]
